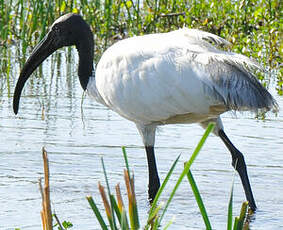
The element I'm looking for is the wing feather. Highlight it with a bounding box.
[94,27,278,124]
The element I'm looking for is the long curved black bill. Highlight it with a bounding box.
[13,31,59,114]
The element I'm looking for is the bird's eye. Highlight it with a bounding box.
[53,25,60,34]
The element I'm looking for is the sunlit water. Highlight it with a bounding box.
[0,48,282,230]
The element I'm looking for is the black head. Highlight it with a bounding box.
[50,13,93,48]
[13,13,94,114]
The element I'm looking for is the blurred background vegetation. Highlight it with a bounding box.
[0,0,282,94]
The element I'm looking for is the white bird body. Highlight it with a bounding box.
[89,29,224,122]
[14,14,278,210]
[87,28,275,143]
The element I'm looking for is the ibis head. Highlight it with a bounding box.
[13,13,94,114]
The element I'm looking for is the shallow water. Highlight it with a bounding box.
[0,48,282,230]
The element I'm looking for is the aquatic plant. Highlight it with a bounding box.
[22,122,251,230]
[0,0,281,93]
[86,123,251,229]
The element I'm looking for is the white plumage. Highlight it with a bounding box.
[87,28,277,145]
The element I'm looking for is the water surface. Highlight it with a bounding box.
[0,48,282,229]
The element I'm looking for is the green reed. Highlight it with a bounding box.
[86,123,214,230]
[85,123,251,229]
[12,124,251,229]
[0,0,281,93]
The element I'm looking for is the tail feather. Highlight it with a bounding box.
[179,28,278,114]
[203,54,279,114]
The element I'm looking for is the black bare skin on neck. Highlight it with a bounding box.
[65,14,94,90]
[13,14,94,114]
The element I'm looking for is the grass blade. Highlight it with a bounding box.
[115,183,124,214]
[227,185,234,230]
[159,123,215,224]
[120,210,129,230]
[110,195,122,225]
[122,146,130,178]
[124,170,139,229]
[149,154,181,218]
[101,158,117,230]
[163,217,175,230]
[86,196,108,230]
[122,147,139,229]
[98,182,115,229]
[237,201,248,230]
[233,217,239,230]
[110,192,130,230]
[147,203,162,229]
[227,170,236,230]
[186,169,212,229]
[115,183,129,229]
[130,176,139,229]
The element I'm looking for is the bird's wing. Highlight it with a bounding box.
[94,29,278,124]
[172,28,231,48]
[171,28,277,113]
[173,28,260,70]
[186,51,278,113]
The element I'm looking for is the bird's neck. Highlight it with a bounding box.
[77,36,94,90]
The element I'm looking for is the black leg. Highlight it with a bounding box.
[218,129,257,211]
[145,146,160,202]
